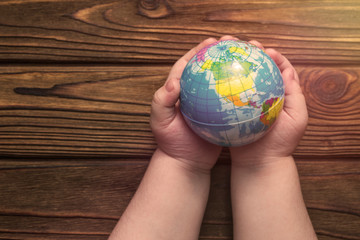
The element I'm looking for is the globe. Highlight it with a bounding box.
[180,40,285,147]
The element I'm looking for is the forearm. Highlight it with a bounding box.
[231,156,317,240]
[109,148,210,240]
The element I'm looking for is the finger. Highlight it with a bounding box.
[168,37,218,81]
[265,48,291,71]
[282,67,303,96]
[181,37,218,65]
[265,48,304,108]
[249,40,264,50]
[265,48,289,71]
[282,81,308,130]
[219,35,239,41]
[151,77,180,128]
[265,48,300,84]
[279,61,307,124]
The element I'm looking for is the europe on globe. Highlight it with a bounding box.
[180,40,285,147]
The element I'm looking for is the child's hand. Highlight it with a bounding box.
[230,40,308,167]
[150,38,223,172]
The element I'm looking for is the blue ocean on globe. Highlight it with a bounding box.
[180,40,285,147]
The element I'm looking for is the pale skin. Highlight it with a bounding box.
[108,36,318,240]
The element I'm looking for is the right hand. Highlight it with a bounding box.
[230,40,308,167]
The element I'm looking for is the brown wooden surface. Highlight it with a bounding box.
[0,0,359,239]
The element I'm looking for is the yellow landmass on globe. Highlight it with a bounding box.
[229,46,249,56]
[200,53,255,107]
[215,75,255,107]
[201,59,213,71]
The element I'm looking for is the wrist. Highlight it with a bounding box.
[231,156,299,192]
[230,153,295,173]
[154,148,213,176]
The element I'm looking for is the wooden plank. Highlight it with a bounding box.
[0,0,359,64]
[0,65,163,157]
[0,65,359,157]
[0,159,358,239]
[0,1,358,240]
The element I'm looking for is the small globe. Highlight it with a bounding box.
[180,40,285,147]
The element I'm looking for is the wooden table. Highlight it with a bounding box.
[0,0,359,239]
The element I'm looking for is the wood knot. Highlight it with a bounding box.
[138,0,173,19]
[139,0,159,10]
[310,70,348,104]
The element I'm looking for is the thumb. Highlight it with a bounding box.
[150,78,180,128]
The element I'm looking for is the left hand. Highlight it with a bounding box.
[150,37,234,172]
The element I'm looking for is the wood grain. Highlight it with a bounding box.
[0,159,359,240]
[0,0,359,64]
[0,1,359,239]
[0,65,359,157]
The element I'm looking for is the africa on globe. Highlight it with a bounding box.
[180,40,285,147]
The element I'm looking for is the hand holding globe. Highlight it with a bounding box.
[150,37,222,172]
[229,42,308,168]
[114,37,314,240]
[151,36,307,170]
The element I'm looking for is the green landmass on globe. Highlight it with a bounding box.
[180,40,285,147]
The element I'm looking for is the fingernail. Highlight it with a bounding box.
[165,80,174,92]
